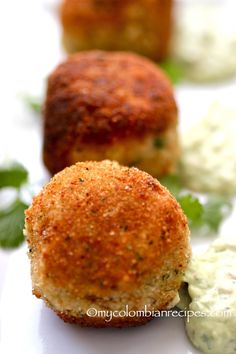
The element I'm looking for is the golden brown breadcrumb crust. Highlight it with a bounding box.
[25,161,190,327]
[56,310,152,328]
[43,51,177,174]
[60,0,173,61]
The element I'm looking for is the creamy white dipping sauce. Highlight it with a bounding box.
[182,235,236,354]
[181,103,236,195]
[172,1,236,82]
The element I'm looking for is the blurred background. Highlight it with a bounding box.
[1,0,236,171]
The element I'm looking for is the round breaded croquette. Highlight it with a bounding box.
[43,51,179,177]
[25,160,190,327]
[60,0,173,61]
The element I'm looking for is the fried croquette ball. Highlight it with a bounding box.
[60,0,173,61]
[25,160,190,328]
[43,51,179,177]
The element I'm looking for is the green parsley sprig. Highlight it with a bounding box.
[21,95,42,113]
[159,175,233,233]
[0,162,29,248]
[0,162,28,189]
[159,59,185,85]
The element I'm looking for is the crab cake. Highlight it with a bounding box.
[25,160,190,327]
[60,0,173,61]
[43,51,179,177]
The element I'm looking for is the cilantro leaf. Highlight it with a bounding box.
[177,194,203,228]
[201,196,233,232]
[159,174,232,233]
[0,162,28,189]
[159,174,182,196]
[159,59,184,84]
[22,95,42,113]
[0,199,28,248]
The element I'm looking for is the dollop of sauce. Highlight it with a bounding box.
[172,1,236,82]
[183,235,236,354]
[181,103,236,195]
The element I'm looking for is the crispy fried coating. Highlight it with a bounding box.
[43,51,179,176]
[60,0,173,61]
[25,160,190,327]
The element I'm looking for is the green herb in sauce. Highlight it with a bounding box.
[180,235,236,354]
[181,103,236,195]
